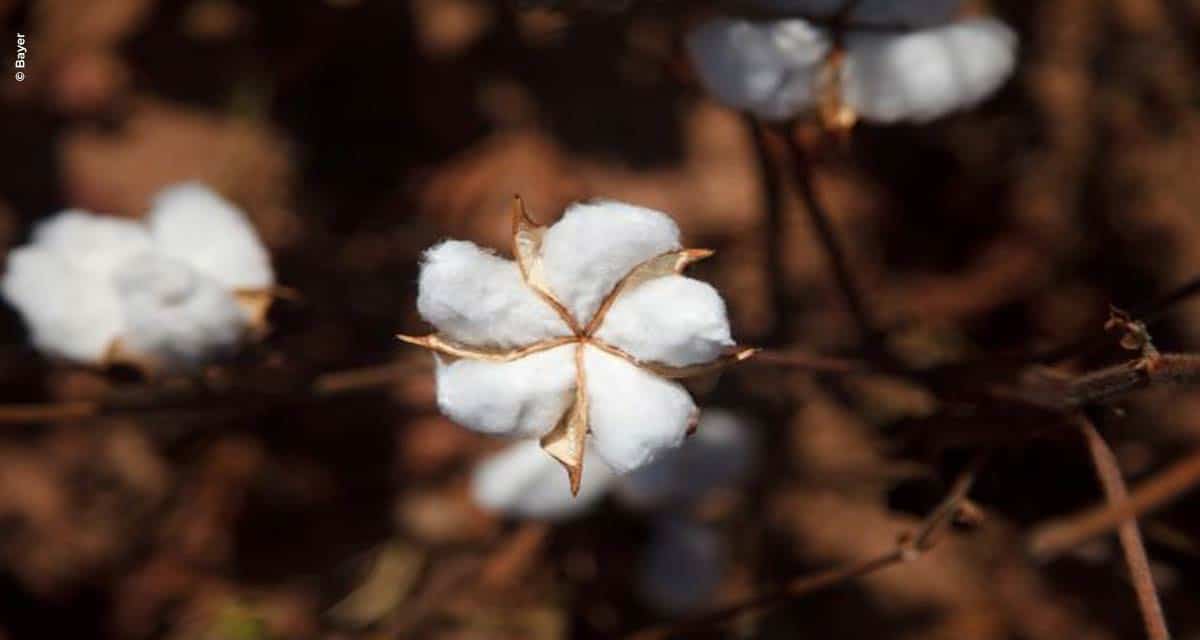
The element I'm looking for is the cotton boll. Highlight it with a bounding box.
[435,344,578,439]
[31,210,153,276]
[844,17,1018,124]
[595,275,733,367]
[112,252,247,369]
[583,345,696,473]
[637,518,726,615]
[618,409,756,510]
[756,0,963,28]
[472,439,616,521]
[147,182,275,290]
[1,247,124,363]
[418,240,571,348]
[540,201,681,325]
[686,19,830,122]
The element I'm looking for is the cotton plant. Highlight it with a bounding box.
[686,0,1018,126]
[471,409,757,613]
[401,197,755,493]
[1,183,276,373]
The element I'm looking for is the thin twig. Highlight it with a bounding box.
[751,348,873,374]
[626,454,987,640]
[1030,446,1200,559]
[746,115,790,346]
[311,361,426,395]
[1075,414,1170,640]
[0,401,99,423]
[780,130,880,348]
[1004,352,1200,412]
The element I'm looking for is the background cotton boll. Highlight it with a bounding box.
[148,182,275,290]
[472,439,615,521]
[417,240,571,348]
[686,19,830,122]
[618,409,756,510]
[756,0,963,28]
[434,344,578,439]
[595,275,733,367]
[844,18,1018,124]
[637,518,726,615]
[112,252,247,368]
[30,210,153,277]
[1,248,124,363]
[540,201,681,324]
[583,345,696,473]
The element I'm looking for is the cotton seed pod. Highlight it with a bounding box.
[686,15,1017,125]
[0,183,278,373]
[402,198,756,493]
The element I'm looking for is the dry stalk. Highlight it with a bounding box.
[1075,414,1170,640]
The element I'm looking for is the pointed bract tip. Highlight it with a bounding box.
[396,333,425,347]
[734,347,760,362]
[567,464,583,496]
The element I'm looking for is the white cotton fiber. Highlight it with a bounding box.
[418,240,571,348]
[595,275,733,367]
[619,409,756,510]
[471,439,615,521]
[844,17,1017,124]
[637,518,726,614]
[756,0,964,28]
[435,344,578,439]
[31,210,153,276]
[147,182,275,290]
[112,252,247,368]
[686,19,831,122]
[540,201,681,326]
[1,247,124,363]
[583,345,696,474]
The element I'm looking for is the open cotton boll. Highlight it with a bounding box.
[637,518,726,615]
[30,210,153,277]
[418,240,571,348]
[686,19,830,122]
[147,182,274,290]
[2,247,124,363]
[435,344,578,439]
[595,275,733,367]
[618,409,756,510]
[755,0,963,28]
[583,345,696,473]
[540,201,681,325]
[472,439,616,521]
[843,17,1018,124]
[112,252,247,368]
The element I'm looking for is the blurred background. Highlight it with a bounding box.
[2,0,1200,638]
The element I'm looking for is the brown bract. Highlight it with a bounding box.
[399,196,757,494]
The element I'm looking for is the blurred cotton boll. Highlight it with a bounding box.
[686,11,1017,124]
[685,19,831,122]
[0,183,276,372]
[471,439,616,521]
[637,518,727,615]
[147,183,276,291]
[843,18,1018,124]
[113,252,247,369]
[618,409,756,510]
